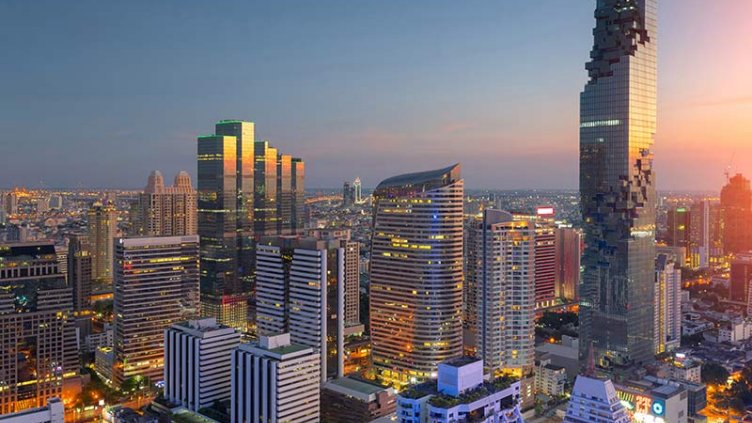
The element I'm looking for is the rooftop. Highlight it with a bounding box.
[328,377,386,396]
[375,164,460,194]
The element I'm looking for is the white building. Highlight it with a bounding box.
[466,210,536,377]
[0,398,64,423]
[256,234,358,382]
[564,376,630,423]
[535,356,567,397]
[231,333,320,423]
[396,357,524,423]
[164,318,240,412]
[654,253,682,353]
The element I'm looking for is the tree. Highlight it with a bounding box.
[701,362,730,386]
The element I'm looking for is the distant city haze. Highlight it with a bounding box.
[1,0,751,190]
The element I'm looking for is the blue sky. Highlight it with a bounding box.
[2,1,751,190]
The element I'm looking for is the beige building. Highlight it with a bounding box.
[133,170,197,236]
[87,202,118,282]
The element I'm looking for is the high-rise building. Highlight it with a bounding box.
[730,253,752,304]
[555,227,582,302]
[0,243,80,414]
[343,181,355,207]
[255,233,358,382]
[197,129,250,331]
[689,201,710,269]
[164,318,241,412]
[308,228,361,326]
[370,164,463,386]
[67,234,92,313]
[3,191,19,216]
[564,376,630,423]
[666,206,691,250]
[466,210,535,378]
[113,235,200,386]
[291,158,305,231]
[253,140,306,237]
[353,177,363,204]
[654,254,681,354]
[87,202,118,282]
[533,212,557,309]
[579,0,657,367]
[721,174,752,255]
[134,170,197,237]
[231,333,320,423]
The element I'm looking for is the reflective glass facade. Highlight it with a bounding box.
[579,0,657,367]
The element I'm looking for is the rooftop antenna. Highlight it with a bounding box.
[725,151,736,182]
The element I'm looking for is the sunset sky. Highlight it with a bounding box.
[1,0,751,190]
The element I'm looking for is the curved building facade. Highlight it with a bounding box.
[579,0,658,367]
[370,164,464,386]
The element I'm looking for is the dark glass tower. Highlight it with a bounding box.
[579,0,657,368]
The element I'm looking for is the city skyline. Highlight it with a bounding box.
[2,1,752,191]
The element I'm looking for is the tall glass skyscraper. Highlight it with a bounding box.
[579,0,658,368]
[370,164,463,387]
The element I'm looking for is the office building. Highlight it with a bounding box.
[164,318,241,412]
[231,333,320,423]
[255,233,358,381]
[579,0,658,367]
[730,252,752,304]
[467,210,535,378]
[370,164,464,386]
[0,397,64,423]
[666,206,691,250]
[67,234,92,312]
[689,201,710,269]
[564,376,630,423]
[721,174,752,255]
[654,254,681,354]
[87,202,118,282]
[134,170,197,237]
[321,377,397,423]
[3,191,19,216]
[353,177,363,204]
[113,235,200,386]
[396,357,524,423]
[343,181,355,207]
[534,213,557,309]
[197,124,252,331]
[253,141,305,236]
[0,243,79,414]
[555,227,581,302]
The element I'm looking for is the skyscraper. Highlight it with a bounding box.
[87,202,118,282]
[253,141,306,237]
[534,214,557,310]
[342,181,355,207]
[720,173,752,255]
[0,243,80,414]
[67,234,92,313]
[689,200,710,269]
[198,130,250,331]
[370,164,463,386]
[134,170,197,237]
[555,227,582,302]
[255,233,358,382]
[353,177,363,204]
[113,235,200,386]
[666,206,691,250]
[254,140,279,236]
[579,0,658,367]
[730,252,752,304]
[654,253,681,353]
[467,210,536,378]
